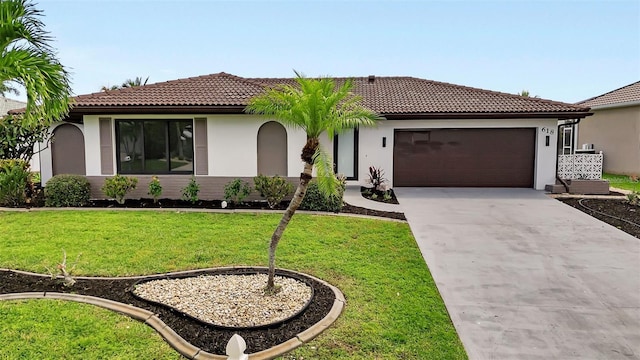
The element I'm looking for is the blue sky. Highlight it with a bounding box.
[26,0,640,104]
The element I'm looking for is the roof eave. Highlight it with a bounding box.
[68,105,247,115]
[382,111,593,120]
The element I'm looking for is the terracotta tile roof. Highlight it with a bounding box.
[68,72,590,117]
[74,72,264,107]
[577,81,640,108]
[251,76,588,115]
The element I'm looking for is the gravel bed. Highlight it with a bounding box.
[133,274,312,328]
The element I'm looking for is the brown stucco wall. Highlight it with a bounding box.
[577,105,640,175]
[87,175,300,201]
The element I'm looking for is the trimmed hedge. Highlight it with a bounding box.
[45,174,91,207]
[299,180,344,213]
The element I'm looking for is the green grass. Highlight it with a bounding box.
[603,173,640,192]
[0,210,467,359]
[0,300,181,360]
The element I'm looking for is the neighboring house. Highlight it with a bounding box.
[575,81,640,175]
[33,72,591,199]
[0,96,26,116]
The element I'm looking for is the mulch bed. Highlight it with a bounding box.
[360,186,400,205]
[559,198,639,239]
[36,198,407,221]
[0,268,335,355]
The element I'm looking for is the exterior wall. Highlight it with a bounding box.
[86,175,300,201]
[78,114,309,199]
[355,118,559,190]
[43,114,561,194]
[577,105,640,175]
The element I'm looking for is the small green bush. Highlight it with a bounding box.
[627,191,639,206]
[102,175,138,205]
[181,176,200,204]
[0,159,30,206]
[45,174,91,207]
[147,176,162,204]
[299,179,345,212]
[223,178,252,204]
[254,174,294,209]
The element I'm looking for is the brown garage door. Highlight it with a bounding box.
[393,128,535,187]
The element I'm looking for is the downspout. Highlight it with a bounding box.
[556,119,582,192]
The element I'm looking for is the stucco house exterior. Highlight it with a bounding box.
[33,72,591,199]
[575,81,640,175]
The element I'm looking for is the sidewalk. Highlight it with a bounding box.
[343,185,403,213]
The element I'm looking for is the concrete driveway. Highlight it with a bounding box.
[394,188,640,360]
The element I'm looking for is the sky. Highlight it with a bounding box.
[14,0,640,104]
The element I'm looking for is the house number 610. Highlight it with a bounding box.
[540,127,555,135]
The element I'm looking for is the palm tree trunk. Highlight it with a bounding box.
[266,161,314,291]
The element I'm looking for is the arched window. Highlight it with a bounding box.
[52,124,86,175]
[257,121,287,176]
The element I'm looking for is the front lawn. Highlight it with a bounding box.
[603,173,640,192]
[0,211,466,359]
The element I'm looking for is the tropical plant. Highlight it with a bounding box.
[223,178,251,205]
[181,176,200,204]
[519,89,540,98]
[101,76,149,92]
[253,174,293,209]
[366,166,388,191]
[102,175,138,205]
[299,178,345,213]
[147,175,162,204]
[0,0,72,132]
[0,158,30,206]
[246,71,381,292]
[0,114,51,161]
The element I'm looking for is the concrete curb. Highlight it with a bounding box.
[0,267,346,360]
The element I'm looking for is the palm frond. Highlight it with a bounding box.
[312,145,341,198]
[0,47,71,126]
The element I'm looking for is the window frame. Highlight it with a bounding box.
[115,119,194,175]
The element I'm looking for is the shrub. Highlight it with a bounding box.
[45,174,91,207]
[0,159,30,206]
[147,176,163,204]
[299,178,345,212]
[254,174,294,209]
[627,191,639,206]
[181,176,200,204]
[223,178,252,204]
[101,175,138,205]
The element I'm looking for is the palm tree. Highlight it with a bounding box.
[0,0,71,127]
[121,76,148,88]
[246,71,382,292]
[100,76,149,92]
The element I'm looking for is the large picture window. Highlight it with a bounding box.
[116,119,194,174]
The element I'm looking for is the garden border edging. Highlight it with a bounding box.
[0,267,346,360]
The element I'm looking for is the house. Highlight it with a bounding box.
[0,96,26,116]
[33,72,591,199]
[575,81,640,175]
